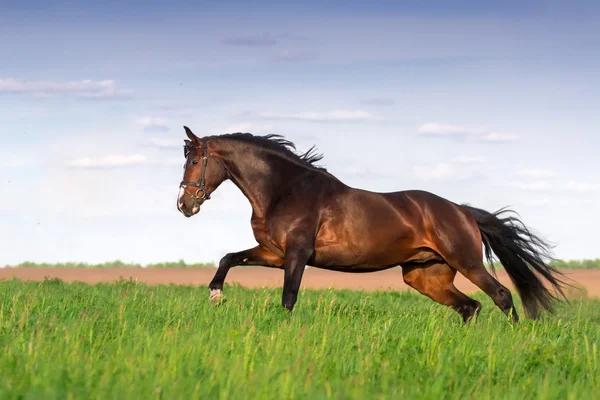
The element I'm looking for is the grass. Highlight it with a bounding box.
[485,258,600,271]
[3,260,216,269]
[0,279,599,399]
[549,259,600,270]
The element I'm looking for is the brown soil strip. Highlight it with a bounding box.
[1,267,598,299]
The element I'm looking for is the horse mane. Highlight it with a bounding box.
[215,132,327,172]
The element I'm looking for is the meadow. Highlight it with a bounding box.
[4,260,216,269]
[1,279,599,399]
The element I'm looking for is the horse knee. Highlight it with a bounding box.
[219,252,236,268]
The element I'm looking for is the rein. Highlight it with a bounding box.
[180,138,211,201]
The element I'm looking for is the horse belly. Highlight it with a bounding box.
[312,226,413,270]
[310,190,432,270]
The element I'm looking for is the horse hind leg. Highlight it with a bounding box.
[402,261,482,323]
[441,240,519,322]
[430,212,519,322]
[456,262,519,322]
[436,234,519,322]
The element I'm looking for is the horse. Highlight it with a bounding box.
[176,126,568,323]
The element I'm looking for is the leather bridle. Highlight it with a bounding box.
[180,138,211,201]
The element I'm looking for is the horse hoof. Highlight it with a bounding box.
[209,289,226,305]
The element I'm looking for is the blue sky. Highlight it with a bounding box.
[1,0,599,265]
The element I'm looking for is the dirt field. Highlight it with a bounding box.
[1,267,599,299]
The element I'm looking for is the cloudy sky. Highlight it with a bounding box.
[1,0,599,265]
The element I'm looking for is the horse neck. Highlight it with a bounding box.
[215,140,310,218]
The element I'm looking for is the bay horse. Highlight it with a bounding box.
[177,126,568,322]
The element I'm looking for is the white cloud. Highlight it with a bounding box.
[338,166,401,180]
[136,117,167,126]
[150,138,181,149]
[1,152,40,169]
[452,156,486,164]
[478,132,519,143]
[224,122,275,133]
[160,156,186,166]
[418,122,483,137]
[0,78,133,99]
[222,32,307,49]
[516,168,556,178]
[222,33,278,47]
[561,181,599,193]
[340,157,487,183]
[67,154,147,168]
[259,110,379,122]
[507,180,553,192]
[32,92,54,99]
[361,98,396,106]
[413,163,454,181]
[149,105,197,118]
[418,122,519,143]
[271,49,317,63]
[1,158,27,168]
[136,116,170,132]
[522,198,551,208]
[412,159,489,182]
[507,180,598,194]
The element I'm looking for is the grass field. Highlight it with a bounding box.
[1,279,599,399]
[4,260,216,269]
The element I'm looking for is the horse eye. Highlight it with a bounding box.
[192,160,199,165]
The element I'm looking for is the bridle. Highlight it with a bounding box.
[180,138,211,201]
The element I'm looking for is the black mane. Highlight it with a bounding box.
[215,132,327,171]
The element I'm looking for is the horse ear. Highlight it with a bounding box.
[184,126,200,144]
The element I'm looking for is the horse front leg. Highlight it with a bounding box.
[281,240,314,311]
[208,245,284,303]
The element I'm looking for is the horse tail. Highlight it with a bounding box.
[462,205,569,319]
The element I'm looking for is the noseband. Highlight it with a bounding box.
[180,138,211,201]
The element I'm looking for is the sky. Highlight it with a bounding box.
[1,0,599,266]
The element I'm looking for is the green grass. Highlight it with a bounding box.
[4,260,216,268]
[549,258,600,270]
[485,258,600,271]
[1,280,598,399]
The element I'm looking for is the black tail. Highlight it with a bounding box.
[463,205,569,319]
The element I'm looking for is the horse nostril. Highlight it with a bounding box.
[179,202,186,211]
